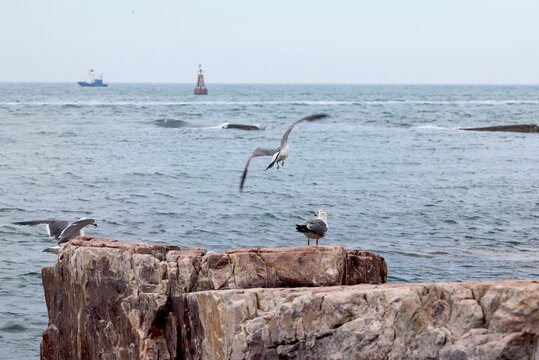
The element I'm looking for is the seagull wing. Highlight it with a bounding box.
[12,219,69,240]
[58,219,96,244]
[265,114,329,171]
[305,219,328,236]
[240,147,276,191]
[47,220,70,240]
[12,220,56,226]
[279,114,329,147]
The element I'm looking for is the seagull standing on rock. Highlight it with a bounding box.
[239,114,329,191]
[296,209,328,246]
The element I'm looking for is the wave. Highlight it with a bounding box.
[0,323,26,333]
[202,122,230,130]
[3,99,539,106]
[153,118,190,128]
[415,124,460,131]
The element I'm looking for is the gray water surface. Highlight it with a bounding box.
[1,83,538,358]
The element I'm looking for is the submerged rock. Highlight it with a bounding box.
[461,124,538,133]
[222,123,264,130]
[40,237,538,359]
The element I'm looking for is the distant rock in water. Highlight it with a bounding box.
[461,124,538,133]
[222,123,264,130]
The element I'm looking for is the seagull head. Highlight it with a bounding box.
[314,209,327,222]
[78,218,98,227]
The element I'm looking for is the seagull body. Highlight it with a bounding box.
[12,218,98,248]
[296,209,328,246]
[239,114,328,191]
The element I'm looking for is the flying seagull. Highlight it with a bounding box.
[239,114,329,191]
[296,209,328,246]
[12,218,98,250]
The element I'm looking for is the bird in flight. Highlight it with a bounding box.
[12,218,98,252]
[296,209,328,246]
[239,114,329,191]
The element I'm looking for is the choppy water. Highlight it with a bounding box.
[1,83,538,358]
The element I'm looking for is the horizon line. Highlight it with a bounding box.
[1,81,539,86]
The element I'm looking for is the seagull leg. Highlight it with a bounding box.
[277,163,280,169]
[316,239,319,247]
[308,239,310,246]
[282,160,285,167]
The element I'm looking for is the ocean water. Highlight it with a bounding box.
[0,83,538,358]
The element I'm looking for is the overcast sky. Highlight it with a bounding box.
[1,0,538,84]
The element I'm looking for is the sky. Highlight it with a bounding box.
[1,0,539,84]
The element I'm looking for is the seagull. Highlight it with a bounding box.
[296,209,328,246]
[12,218,98,251]
[239,114,329,191]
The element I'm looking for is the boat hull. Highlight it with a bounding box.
[78,82,108,87]
[194,88,208,95]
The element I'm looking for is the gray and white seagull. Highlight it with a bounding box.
[296,209,328,246]
[239,114,329,191]
[12,218,98,252]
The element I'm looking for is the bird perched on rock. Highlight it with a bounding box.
[296,209,328,246]
[12,218,98,252]
[239,114,329,191]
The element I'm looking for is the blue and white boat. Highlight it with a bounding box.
[78,69,108,87]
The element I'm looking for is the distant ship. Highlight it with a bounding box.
[194,64,208,95]
[78,69,108,87]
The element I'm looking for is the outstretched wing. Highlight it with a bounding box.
[12,219,69,240]
[279,114,329,147]
[47,220,70,240]
[240,147,276,191]
[58,218,96,244]
[12,220,55,226]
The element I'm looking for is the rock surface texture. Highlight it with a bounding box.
[41,238,538,360]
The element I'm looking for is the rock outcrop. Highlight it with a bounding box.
[181,282,539,359]
[461,124,538,133]
[41,238,538,360]
[222,124,264,130]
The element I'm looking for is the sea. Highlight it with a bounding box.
[0,83,538,358]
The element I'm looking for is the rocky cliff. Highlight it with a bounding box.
[41,238,538,359]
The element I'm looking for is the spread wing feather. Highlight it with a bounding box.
[12,219,69,240]
[240,147,276,191]
[279,114,329,147]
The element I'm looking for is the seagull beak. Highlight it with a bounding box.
[91,222,98,227]
[314,212,318,217]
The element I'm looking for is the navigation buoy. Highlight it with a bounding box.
[194,64,208,95]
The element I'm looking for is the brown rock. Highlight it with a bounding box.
[180,281,539,359]
[41,238,538,360]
